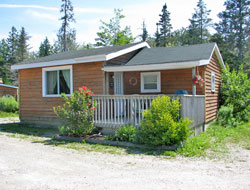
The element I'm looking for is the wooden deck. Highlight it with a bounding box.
[92,95,205,129]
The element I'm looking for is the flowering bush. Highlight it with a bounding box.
[54,86,95,136]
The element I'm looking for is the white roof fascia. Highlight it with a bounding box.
[0,84,18,89]
[209,43,225,68]
[11,42,150,71]
[199,59,210,66]
[102,61,200,72]
[106,42,150,61]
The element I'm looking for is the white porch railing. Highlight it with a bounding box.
[92,95,205,128]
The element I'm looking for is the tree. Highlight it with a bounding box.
[39,37,52,57]
[157,3,172,47]
[170,28,190,46]
[215,0,250,70]
[188,0,212,44]
[7,26,19,64]
[95,9,134,46]
[140,20,149,42]
[17,27,30,62]
[57,0,77,52]
[154,23,161,47]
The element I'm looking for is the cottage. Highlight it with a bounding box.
[0,78,18,99]
[11,42,224,133]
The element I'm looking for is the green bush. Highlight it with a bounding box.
[110,125,138,142]
[216,105,237,127]
[221,65,250,122]
[0,96,19,113]
[54,86,95,137]
[140,96,193,146]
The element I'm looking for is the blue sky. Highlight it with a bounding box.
[0,0,225,51]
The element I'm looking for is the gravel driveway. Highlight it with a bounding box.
[0,120,250,190]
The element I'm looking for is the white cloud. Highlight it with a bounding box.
[75,7,113,14]
[26,10,58,21]
[28,34,57,51]
[0,4,58,11]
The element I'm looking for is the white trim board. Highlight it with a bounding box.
[0,84,18,89]
[141,72,161,93]
[11,42,149,70]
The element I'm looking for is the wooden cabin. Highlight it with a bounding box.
[11,42,224,134]
[0,80,18,100]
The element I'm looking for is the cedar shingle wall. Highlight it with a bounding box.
[19,62,104,124]
[0,86,18,99]
[123,69,204,95]
[204,53,221,122]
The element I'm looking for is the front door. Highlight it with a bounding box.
[114,72,124,117]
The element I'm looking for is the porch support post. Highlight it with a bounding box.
[192,67,196,96]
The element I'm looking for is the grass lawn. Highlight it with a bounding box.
[0,122,250,158]
[0,111,19,118]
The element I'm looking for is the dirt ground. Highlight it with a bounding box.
[0,118,250,190]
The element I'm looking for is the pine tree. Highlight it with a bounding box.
[158,3,172,47]
[0,39,11,84]
[140,21,149,42]
[95,9,134,46]
[215,0,250,68]
[39,37,52,57]
[57,0,77,52]
[188,0,212,44]
[154,23,161,47]
[17,27,30,62]
[7,26,19,64]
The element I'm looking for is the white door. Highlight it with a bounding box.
[114,72,124,117]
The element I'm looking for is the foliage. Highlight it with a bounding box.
[140,96,193,146]
[39,37,53,57]
[215,0,250,70]
[178,122,250,157]
[95,9,134,46]
[221,65,250,122]
[188,0,212,44]
[0,111,18,118]
[157,3,172,47]
[0,96,19,113]
[17,27,30,62]
[57,0,78,52]
[54,86,95,136]
[216,105,237,127]
[140,21,149,42]
[109,125,138,143]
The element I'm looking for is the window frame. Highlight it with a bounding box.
[42,65,73,97]
[140,72,161,93]
[211,71,215,92]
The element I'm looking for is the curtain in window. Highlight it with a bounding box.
[46,71,57,94]
[144,75,157,89]
[60,70,70,94]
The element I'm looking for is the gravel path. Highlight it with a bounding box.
[0,118,250,190]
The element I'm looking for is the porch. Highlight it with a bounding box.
[92,94,205,132]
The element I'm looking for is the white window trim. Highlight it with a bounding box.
[211,71,215,92]
[42,65,73,97]
[140,72,161,93]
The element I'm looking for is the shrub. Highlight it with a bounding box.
[54,86,95,137]
[221,65,250,122]
[140,96,192,146]
[0,96,19,113]
[216,105,238,127]
[110,125,138,142]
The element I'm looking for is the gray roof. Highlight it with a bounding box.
[125,43,216,66]
[18,43,142,65]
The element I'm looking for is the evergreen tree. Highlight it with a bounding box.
[95,9,134,46]
[0,39,11,84]
[140,21,149,42]
[188,0,212,44]
[154,23,161,47]
[57,0,77,52]
[170,28,190,46]
[39,37,52,57]
[7,26,19,64]
[215,0,250,69]
[17,27,30,62]
[157,3,172,47]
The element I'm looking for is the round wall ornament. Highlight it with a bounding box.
[129,77,138,86]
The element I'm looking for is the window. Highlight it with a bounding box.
[141,72,161,93]
[211,71,215,92]
[42,66,73,97]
